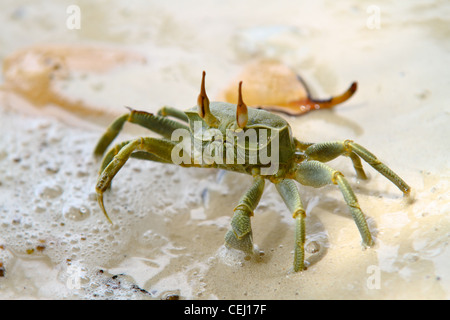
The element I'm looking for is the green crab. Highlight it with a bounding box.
[94,71,410,271]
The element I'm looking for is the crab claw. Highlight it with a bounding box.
[236,81,248,128]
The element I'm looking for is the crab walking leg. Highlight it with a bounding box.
[96,137,176,223]
[94,109,189,157]
[98,140,131,174]
[97,140,172,193]
[224,175,265,254]
[275,179,306,272]
[295,161,374,247]
[99,140,172,175]
[347,152,367,180]
[305,140,411,194]
[157,106,189,122]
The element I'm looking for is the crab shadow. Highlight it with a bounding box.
[265,184,382,269]
[203,170,385,270]
[253,204,330,270]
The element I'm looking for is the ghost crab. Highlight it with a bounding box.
[94,71,410,271]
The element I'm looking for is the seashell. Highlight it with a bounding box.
[1,44,146,116]
[218,59,357,116]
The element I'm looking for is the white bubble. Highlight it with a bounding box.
[35,183,63,199]
[63,203,91,221]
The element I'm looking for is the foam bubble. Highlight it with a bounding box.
[63,202,91,221]
[216,245,248,267]
[35,183,63,199]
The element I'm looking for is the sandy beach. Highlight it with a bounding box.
[0,0,448,299]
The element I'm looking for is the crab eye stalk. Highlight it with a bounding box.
[197,71,219,127]
[236,81,248,128]
[197,71,210,118]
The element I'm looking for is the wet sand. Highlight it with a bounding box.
[0,0,448,299]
